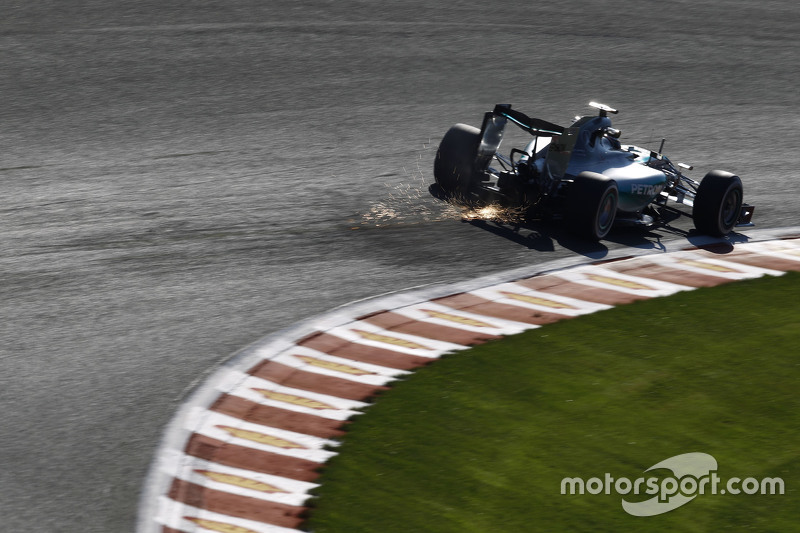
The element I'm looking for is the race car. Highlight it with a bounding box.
[430,102,755,240]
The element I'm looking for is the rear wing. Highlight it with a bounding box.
[492,104,565,137]
[475,104,566,171]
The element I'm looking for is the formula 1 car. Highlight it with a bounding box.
[431,102,754,240]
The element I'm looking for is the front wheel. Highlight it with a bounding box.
[566,171,619,241]
[433,123,481,204]
[693,170,743,237]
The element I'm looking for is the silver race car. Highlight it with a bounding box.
[431,102,754,240]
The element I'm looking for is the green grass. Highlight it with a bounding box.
[305,272,800,532]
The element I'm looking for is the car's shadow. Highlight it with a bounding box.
[464,210,752,259]
[431,183,751,257]
[464,218,660,259]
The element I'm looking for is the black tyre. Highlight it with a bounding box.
[567,171,619,240]
[433,123,481,203]
[693,170,743,237]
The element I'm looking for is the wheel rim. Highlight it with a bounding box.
[720,187,742,229]
[596,190,617,235]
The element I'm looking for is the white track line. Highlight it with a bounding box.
[323,320,469,357]
[163,452,317,506]
[391,301,535,335]
[216,370,368,420]
[551,265,695,297]
[470,282,613,316]
[188,408,339,462]
[156,499,302,533]
[653,251,785,279]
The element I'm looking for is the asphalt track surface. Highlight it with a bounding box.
[2,2,799,531]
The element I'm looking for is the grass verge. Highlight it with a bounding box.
[305,272,800,532]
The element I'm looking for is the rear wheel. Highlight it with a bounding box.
[693,170,743,237]
[433,124,481,204]
[567,171,619,241]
